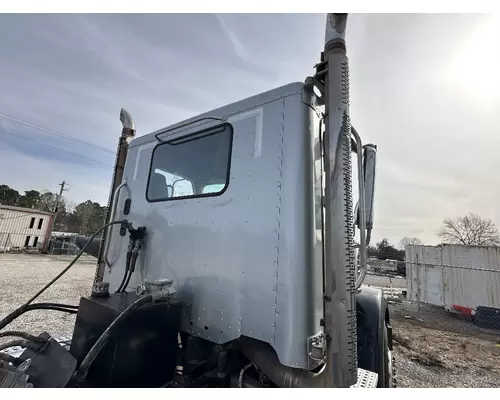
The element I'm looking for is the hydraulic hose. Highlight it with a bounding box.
[25,220,127,305]
[73,294,153,382]
[0,220,127,331]
[116,250,132,293]
[0,303,78,333]
[117,226,145,293]
[0,331,45,343]
[120,251,138,293]
[32,302,79,309]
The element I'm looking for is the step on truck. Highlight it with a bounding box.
[0,13,395,388]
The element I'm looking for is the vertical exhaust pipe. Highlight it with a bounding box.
[322,13,358,387]
[93,109,136,285]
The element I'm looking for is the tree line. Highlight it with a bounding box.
[3,182,499,248]
[0,184,107,236]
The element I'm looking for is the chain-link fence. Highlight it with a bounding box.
[364,262,500,331]
[406,261,500,330]
[363,262,500,387]
[364,271,406,299]
[0,231,80,255]
[47,236,79,255]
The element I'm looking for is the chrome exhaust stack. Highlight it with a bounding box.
[120,108,135,132]
[93,109,136,285]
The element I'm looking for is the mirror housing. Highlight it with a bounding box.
[362,144,377,238]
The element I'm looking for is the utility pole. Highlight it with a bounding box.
[44,181,67,252]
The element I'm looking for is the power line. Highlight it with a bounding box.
[0,129,113,168]
[0,111,114,154]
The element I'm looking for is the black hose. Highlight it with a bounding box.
[32,302,79,309]
[0,220,126,332]
[0,306,76,332]
[116,250,132,293]
[73,294,153,382]
[120,251,138,293]
[25,305,78,314]
[0,304,78,332]
[0,331,45,343]
[25,220,126,305]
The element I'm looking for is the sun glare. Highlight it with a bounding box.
[444,14,500,107]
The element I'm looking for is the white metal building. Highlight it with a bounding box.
[406,244,500,312]
[0,205,53,251]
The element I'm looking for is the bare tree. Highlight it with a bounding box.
[438,213,500,246]
[64,200,77,214]
[399,237,422,249]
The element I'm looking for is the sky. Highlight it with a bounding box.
[0,13,499,246]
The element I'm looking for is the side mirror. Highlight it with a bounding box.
[362,144,377,233]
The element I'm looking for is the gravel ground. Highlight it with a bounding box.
[0,253,96,346]
[390,301,500,387]
[367,272,500,387]
[1,253,499,387]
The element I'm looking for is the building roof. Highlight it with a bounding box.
[0,204,54,216]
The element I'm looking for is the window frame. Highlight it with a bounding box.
[145,122,234,203]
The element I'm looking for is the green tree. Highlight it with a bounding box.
[0,184,21,206]
[18,190,41,209]
[1,183,108,235]
[74,200,107,235]
[37,191,58,213]
[375,238,405,261]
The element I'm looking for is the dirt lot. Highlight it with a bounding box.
[1,253,500,387]
[390,301,500,387]
[365,272,500,387]
[0,253,95,346]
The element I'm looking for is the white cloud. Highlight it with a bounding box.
[215,13,248,62]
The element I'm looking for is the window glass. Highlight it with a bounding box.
[147,124,232,201]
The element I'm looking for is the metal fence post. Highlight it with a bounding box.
[416,255,421,313]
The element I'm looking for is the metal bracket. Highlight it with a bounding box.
[304,76,325,107]
[136,278,177,302]
[307,331,326,369]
